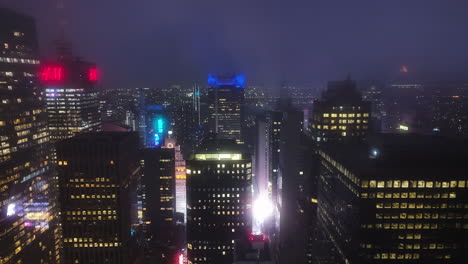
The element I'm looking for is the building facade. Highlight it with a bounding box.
[186,137,252,263]
[56,132,141,264]
[309,78,371,143]
[0,8,58,264]
[316,134,468,263]
[40,58,101,142]
[142,146,176,236]
[207,74,245,142]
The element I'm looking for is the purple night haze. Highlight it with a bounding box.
[2,0,468,87]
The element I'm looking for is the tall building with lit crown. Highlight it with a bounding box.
[40,57,101,142]
[315,134,468,263]
[207,74,245,142]
[0,8,58,264]
[56,132,141,264]
[309,78,371,143]
[186,136,252,264]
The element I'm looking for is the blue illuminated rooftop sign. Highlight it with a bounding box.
[208,74,245,88]
[147,105,163,111]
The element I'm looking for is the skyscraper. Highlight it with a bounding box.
[40,58,101,142]
[186,136,252,263]
[315,134,468,263]
[207,74,245,142]
[0,8,57,264]
[265,111,282,214]
[56,132,141,264]
[309,78,371,143]
[142,146,176,236]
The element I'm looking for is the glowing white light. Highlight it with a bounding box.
[179,253,183,264]
[168,131,173,135]
[7,204,16,216]
[253,194,273,224]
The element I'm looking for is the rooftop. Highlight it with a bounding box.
[321,133,468,179]
[189,135,250,160]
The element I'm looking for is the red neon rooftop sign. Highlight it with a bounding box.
[40,65,65,82]
[88,67,98,81]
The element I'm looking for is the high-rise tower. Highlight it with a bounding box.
[186,136,252,263]
[56,132,141,264]
[0,8,57,264]
[309,78,371,143]
[207,74,245,143]
[40,59,101,142]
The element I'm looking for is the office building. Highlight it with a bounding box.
[56,132,141,264]
[277,108,309,264]
[0,8,58,264]
[40,58,101,142]
[142,145,176,237]
[309,78,371,143]
[207,74,245,142]
[316,134,468,263]
[186,136,252,263]
[265,111,282,215]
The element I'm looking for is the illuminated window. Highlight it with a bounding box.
[377,181,385,188]
[361,180,369,188]
[369,180,376,188]
[418,181,425,188]
[331,113,337,118]
[323,113,329,117]
[450,181,457,188]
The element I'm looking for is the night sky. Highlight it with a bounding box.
[1,0,468,88]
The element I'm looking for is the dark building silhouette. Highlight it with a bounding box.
[186,136,252,263]
[309,78,371,143]
[360,81,385,133]
[142,146,176,236]
[277,108,308,264]
[265,110,282,214]
[0,8,58,264]
[56,132,141,264]
[207,74,245,143]
[316,134,468,263]
[233,232,272,264]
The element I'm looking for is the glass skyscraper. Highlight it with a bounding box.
[0,8,58,263]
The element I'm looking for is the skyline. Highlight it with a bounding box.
[1,0,468,88]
